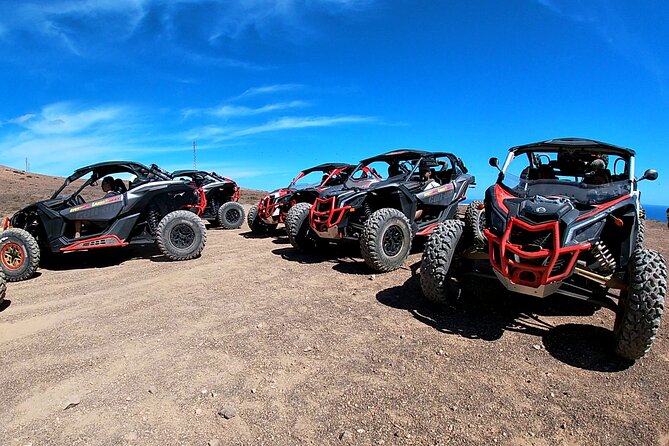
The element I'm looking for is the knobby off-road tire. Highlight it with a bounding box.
[217,202,245,229]
[464,200,486,250]
[0,228,40,282]
[614,249,667,360]
[247,205,277,234]
[635,211,646,249]
[0,271,6,303]
[286,202,320,251]
[420,220,465,305]
[360,208,412,273]
[156,210,207,261]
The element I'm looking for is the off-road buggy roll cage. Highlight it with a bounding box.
[50,162,173,201]
[254,162,354,225]
[309,149,471,239]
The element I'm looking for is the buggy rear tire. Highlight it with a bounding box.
[464,200,486,249]
[0,272,6,303]
[420,220,465,305]
[247,205,277,234]
[635,210,646,249]
[614,249,667,360]
[286,202,321,251]
[156,210,207,261]
[217,202,245,229]
[360,208,412,273]
[1,228,40,282]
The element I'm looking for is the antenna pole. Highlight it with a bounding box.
[193,141,197,169]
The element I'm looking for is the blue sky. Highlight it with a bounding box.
[0,0,668,204]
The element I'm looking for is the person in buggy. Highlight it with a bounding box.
[74,176,120,238]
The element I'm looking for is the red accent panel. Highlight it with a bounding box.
[575,195,630,222]
[493,185,512,213]
[61,235,128,252]
[484,217,590,288]
[416,222,440,236]
[309,197,351,233]
[2,217,9,230]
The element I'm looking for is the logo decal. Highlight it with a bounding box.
[69,195,123,213]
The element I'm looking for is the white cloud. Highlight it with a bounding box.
[231,115,378,136]
[8,114,35,124]
[231,83,304,100]
[183,100,309,119]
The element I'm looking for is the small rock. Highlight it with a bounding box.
[368,275,375,281]
[339,430,354,441]
[356,428,365,434]
[550,392,555,398]
[195,408,203,415]
[304,346,313,352]
[532,344,542,350]
[218,405,238,419]
[400,335,405,339]
[256,323,264,329]
[561,423,567,429]
[437,349,445,356]
[208,440,221,446]
[148,386,157,395]
[251,388,257,394]
[200,389,208,395]
[63,396,81,410]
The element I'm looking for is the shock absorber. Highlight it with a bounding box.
[591,240,616,273]
[363,202,373,221]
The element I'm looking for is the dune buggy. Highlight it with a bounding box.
[421,138,666,360]
[289,150,474,272]
[172,170,244,229]
[247,163,354,234]
[1,161,207,282]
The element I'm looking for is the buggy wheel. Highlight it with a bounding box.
[420,220,465,305]
[217,202,245,229]
[0,271,6,303]
[360,208,412,273]
[614,249,667,360]
[156,210,207,261]
[464,200,486,249]
[0,228,40,282]
[247,205,277,233]
[286,202,321,251]
[635,210,646,249]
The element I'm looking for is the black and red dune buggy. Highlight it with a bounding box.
[247,163,354,233]
[288,150,475,272]
[0,161,207,282]
[420,138,666,360]
[172,170,244,229]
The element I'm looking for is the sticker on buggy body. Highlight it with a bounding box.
[69,195,123,213]
[423,184,454,196]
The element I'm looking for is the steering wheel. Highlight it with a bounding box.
[68,194,85,206]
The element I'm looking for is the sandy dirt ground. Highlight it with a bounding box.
[1,168,668,446]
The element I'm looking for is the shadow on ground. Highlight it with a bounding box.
[40,245,163,271]
[376,267,632,372]
[0,299,11,312]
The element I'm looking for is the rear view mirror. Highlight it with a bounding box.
[640,169,658,181]
[489,157,499,168]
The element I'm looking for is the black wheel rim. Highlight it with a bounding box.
[226,208,240,223]
[382,225,404,257]
[170,223,195,249]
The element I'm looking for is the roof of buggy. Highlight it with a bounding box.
[509,138,635,156]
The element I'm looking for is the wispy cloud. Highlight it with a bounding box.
[0,1,376,66]
[230,84,304,100]
[183,100,309,119]
[231,115,378,137]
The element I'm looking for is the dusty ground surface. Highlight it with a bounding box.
[1,170,669,445]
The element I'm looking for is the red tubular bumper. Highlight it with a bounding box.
[309,197,351,234]
[484,217,590,288]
